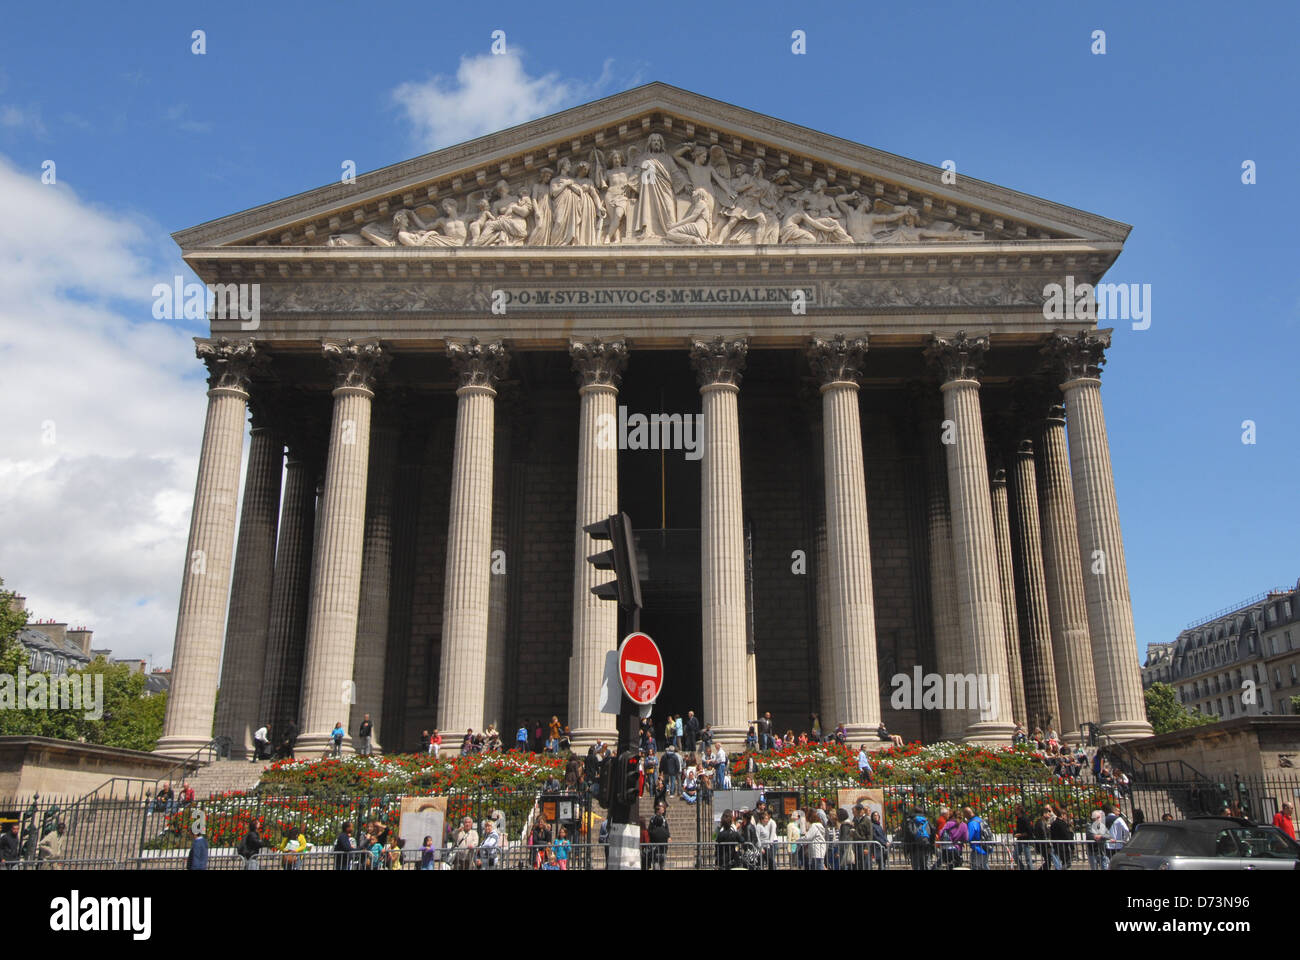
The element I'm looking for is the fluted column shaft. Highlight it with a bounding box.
[990,470,1028,725]
[352,418,398,750]
[484,405,512,733]
[922,418,966,740]
[298,388,374,751]
[437,339,508,737]
[437,387,496,735]
[1062,376,1152,739]
[942,380,1014,739]
[158,339,257,757]
[1036,413,1096,735]
[261,453,316,732]
[809,336,881,738]
[298,339,388,754]
[214,422,283,756]
[926,333,1014,742]
[1010,441,1062,730]
[567,340,626,747]
[693,338,749,744]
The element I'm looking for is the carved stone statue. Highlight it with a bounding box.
[527,167,554,246]
[595,150,637,244]
[664,187,715,244]
[325,129,1019,249]
[630,133,678,241]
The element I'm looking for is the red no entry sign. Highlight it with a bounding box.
[618,632,663,705]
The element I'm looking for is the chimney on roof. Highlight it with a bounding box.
[67,629,94,655]
[40,623,68,646]
[5,594,26,618]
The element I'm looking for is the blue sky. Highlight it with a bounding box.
[0,0,1296,664]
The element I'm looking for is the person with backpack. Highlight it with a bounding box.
[899,806,930,868]
[715,811,743,870]
[330,721,345,757]
[939,808,968,869]
[904,808,932,871]
[963,806,989,870]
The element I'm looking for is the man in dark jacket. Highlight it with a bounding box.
[239,823,262,870]
[647,802,670,870]
[0,822,21,867]
[850,803,871,870]
[684,711,701,753]
[660,746,681,796]
[334,822,355,870]
[1050,809,1074,868]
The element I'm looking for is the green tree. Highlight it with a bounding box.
[1290,695,1300,715]
[1145,682,1216,735]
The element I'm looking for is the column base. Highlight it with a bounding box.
[1099,719,1154,743]
[295,733,357,758]
[960,719,1017,746]
[840,723,884,746]
[568,726,618,752]
[154,735,217,759]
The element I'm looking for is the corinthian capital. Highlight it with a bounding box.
[808,334,869,386]
[570,338,628,389]
[690,336,748,388]
[196,337,259,392]
[447,338,509,390]
[322,338,389,392]
[924,330,989,383]
[1042,328,1112,382]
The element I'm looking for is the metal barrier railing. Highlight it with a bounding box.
[0,837,1116,871]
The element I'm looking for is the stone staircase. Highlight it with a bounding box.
[184,759,272,799]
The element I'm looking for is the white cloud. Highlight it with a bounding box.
[0,154,210,666]
[392,51,614,151]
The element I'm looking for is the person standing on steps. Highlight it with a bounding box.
[358,714,374,757]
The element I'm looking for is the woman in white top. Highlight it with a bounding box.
[800,807,827,870]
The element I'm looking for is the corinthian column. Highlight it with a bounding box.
[808,335,881,738]
[437,339,508,737]
[567,339,627,749]
[158,338,258,757]
[213,398,283,757]
[924,333,1014,742]
[1008,439,1061,731]
[989,466,1028,726]
[297,339,389,755]
[1035,404,1097,736]
[351,406,398,751]
[691,337,749,745]
[1045,330,1152,740]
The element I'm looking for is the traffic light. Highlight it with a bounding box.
[613,750,642,807]
[583,512,642,611]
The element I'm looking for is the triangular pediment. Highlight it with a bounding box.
[173,83,1129,253]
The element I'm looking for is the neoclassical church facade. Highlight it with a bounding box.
[156,84,1151,758]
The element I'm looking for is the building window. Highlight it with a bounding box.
[1287,630,1294,650]
[1228,697,1235,715]
[1275,669,1283,690]
[1291,664,1298,685]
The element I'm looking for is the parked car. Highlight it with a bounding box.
[1109,816,1299,870]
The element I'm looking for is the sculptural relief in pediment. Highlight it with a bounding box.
[325,131,994,251]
